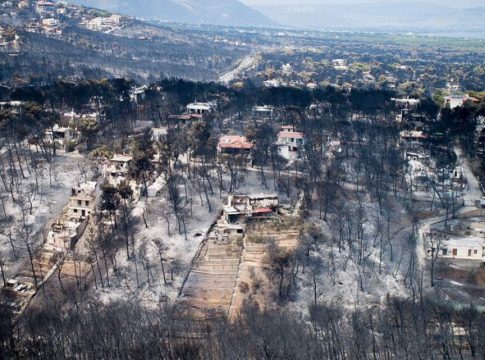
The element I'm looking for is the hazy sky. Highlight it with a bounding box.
[241,0,484,8]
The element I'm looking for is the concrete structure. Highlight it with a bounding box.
[186,102,213,116]
[439,237,485,260]
[400,130,429,141]
[45,124,78,149]
[106,154,133,178]
[446,94,467,110]
[223,193,279,225]
[68,182,96,222]
[147,176,166,197]
[277,125,305,161]
[252,105,274,118]
[151,127,167,141]
[391,97,420,107]
[36,1,55,15]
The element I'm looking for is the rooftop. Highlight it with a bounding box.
[218,135,253,150]
[111,154,133,163]
[278,131,304,139]
[443,237,485,248]
[187,102,213,110]
[72,182,97,196]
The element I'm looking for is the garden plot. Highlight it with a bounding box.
[178,225,242,318]
[229,219,300,320]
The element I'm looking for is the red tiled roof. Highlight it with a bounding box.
[218,135,254,150]
[278,131,304,139]
[253,207,273,214]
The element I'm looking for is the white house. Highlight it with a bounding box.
[36,1,55,15]
[186,102,214,116]
[277,125,305,161]
[439,237,485,260]
[252,105,274,118]
[151,127,167,141]
[446,94,467,110]
[391,97,420,108]
[45,124,78,149]
[106,154,133,179]
[68,182,97,222]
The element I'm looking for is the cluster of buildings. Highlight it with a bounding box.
[24,1,66,35]
[82,14,125,33]
[0,27,20,50]
[401,129,467,196]
[17,0,128,36]
[39,109,103,151]
[215,124,305,164]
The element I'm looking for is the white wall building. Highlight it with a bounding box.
[68,182,97,222]
[277,125,305,161]
[446,94,467,110]
[252,105,274,118]
[439,237,485,260]
[45,124,78,149]
[36,1,55,15]
[105,154,133,180]
[186,102,213,116]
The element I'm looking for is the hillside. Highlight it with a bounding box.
[0,2,250,84]
[68,0,275,27]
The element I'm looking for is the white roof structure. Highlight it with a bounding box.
[151,127,167,139]
[253,105,274,113]
[72,181,97,196]
[187,102,213,111]
[443,237,485,248]
[111,154,133,163]
[391,98,420,106]
[147,176,166,197]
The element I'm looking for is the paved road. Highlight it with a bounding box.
[219,54,259,84]
[454,146,483,202]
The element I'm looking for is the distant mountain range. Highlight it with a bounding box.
[253,1,485,33]
[68,0,275,27]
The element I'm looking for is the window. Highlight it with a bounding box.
[77,200,81,206]
[85,201,89,206]
[442,249,447,256]
[73,209,78,213]
[452,249,458,256]
[468,249,472,257]
[474,250,478,255]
